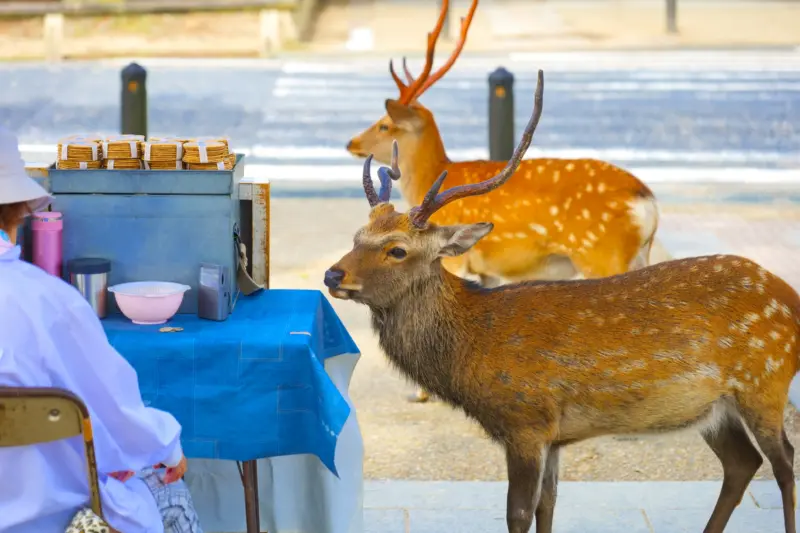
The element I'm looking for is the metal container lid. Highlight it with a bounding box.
[67,258,111,275]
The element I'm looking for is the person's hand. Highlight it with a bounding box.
[109,470,135,483]
[155,455,187,484]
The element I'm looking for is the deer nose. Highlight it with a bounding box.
[324,268,345,289]
[346,140,354,150]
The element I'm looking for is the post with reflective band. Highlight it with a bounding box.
[488,67,515,161]
[121,62,148,138]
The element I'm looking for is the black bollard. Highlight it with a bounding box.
[488,67,514,161]
[121,62,147,138]
[666,0,678,34]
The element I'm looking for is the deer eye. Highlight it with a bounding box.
[378,124,390,132]
[387,247,407,259]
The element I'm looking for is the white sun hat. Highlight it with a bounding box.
[0,126,52,212]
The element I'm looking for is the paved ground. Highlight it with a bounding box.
[316,0,800,54]
[1,0,799,59]
[363,480,798,532]
[7,50,800,179]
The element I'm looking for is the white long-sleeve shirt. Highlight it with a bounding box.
[0,244,184,533]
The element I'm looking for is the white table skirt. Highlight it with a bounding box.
[184,353,364,533]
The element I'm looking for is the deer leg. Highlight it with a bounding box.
[506,445,546,533]
[699,417,763,533]
[740,409,797,533]
[534,446,560,533]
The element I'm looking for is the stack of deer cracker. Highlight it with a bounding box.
[141,138,185,170]
[102,134,144,170]
[56,135,103,170]
[183,137,236,171]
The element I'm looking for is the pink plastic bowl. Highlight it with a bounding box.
[108,281,191,325]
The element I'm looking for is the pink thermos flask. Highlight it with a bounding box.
[31,211,63,278]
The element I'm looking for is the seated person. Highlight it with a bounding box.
[0,126,204,533]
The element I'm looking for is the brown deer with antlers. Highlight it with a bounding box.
[347,0,662,402]
[327,71,800,533]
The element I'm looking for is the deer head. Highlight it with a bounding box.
[345,0,478,167]
[327,70,544,309]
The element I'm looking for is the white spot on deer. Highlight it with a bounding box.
[786,343,792,353]
[581,238,593,247]
[576,192,583,199]
[522,199,531,206]
[565,163,575,171]
[765,357,783,374]
[718,336,734,349]
[553,171,561,183]
[599,223,606,233]
[525,171,533,179]
[764,299,780,318]
[488,235,502,242]
[631,327,641,335]
[601,212,612,222]
[780,303,791,318]
[550,205,559,216]
[554,220,565,231]
[769,330,782,341]
[515,232,527,239]
[625,196,659,244]
[607,201,619,209]
[494,214,506,223]
[741,277,752,290]
[563,197,572,210]
[588,169,596,177]
[502,232,514,239]
[714,264,724,272]
[586,183,593,193]
[581,208,591,220]
[756,283,765,294]
[749,337,766,350]
[758,267,768,280]
[529,223,547,236]
[745,312,761,324]
[535,198,542,204]
[568,233,577,243]
[597,182,607,193]
[726,378,745,391]
[586,231,598,242]
[537,166,545,174]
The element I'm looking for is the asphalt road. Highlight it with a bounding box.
[3,50,799,182]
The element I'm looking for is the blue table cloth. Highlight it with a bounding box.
[102,289,359,476]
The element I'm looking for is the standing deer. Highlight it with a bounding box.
[346,0,661,403]
[326,72,800,533]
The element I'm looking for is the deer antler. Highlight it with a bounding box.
[410,0,479,101]
[389,0,450,105]
[408,70,544,228]
[362,141,401,207]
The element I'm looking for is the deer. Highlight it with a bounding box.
[346,0,662,403]
[325,71,800,533]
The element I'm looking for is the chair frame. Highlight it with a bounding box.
[0,386,103,518]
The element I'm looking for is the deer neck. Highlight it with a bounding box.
[397,128,450,205]
[368,267,475,405]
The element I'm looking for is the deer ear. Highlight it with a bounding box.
[385,99,421,129]
[437,223,494,257]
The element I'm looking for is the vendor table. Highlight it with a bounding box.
[103,289,364,533]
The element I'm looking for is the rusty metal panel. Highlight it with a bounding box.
[250,179,270,288]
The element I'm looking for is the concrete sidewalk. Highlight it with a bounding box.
[311,0,800,54]
[363,480,797,532]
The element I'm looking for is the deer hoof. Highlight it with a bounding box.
[408,389,431,403]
